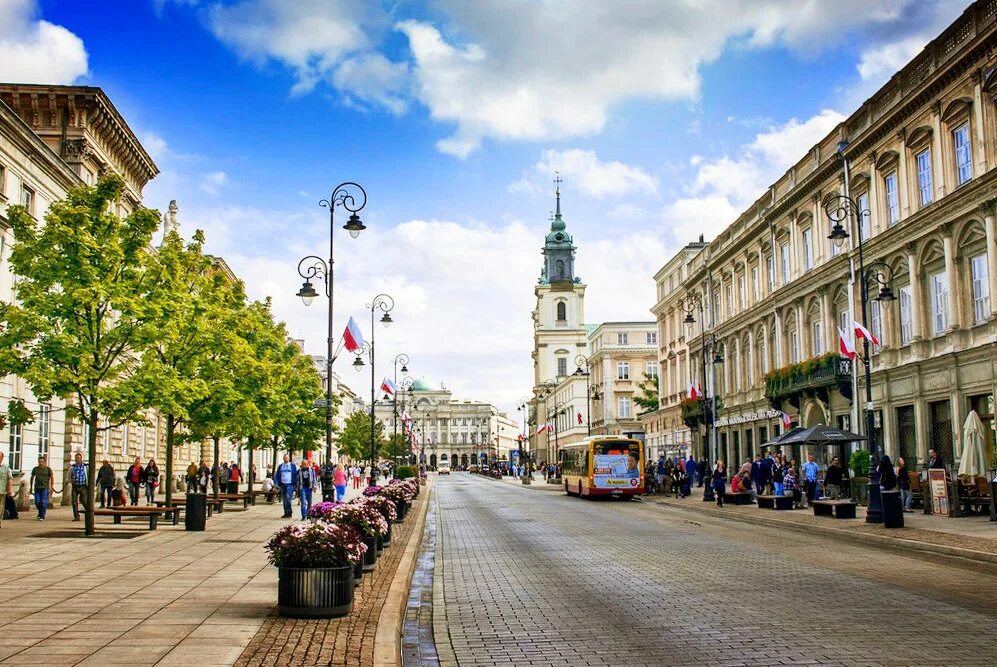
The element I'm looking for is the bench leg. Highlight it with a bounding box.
[113,514,121,524]
[173,510,179,526]
[150,515,158,530]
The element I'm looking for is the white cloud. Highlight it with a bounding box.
[510,149,657,200]
[140,131,169,161]
[199,171,228,195]
[857,36,926,84]
[0,0,88,84]
[332,53,409,114]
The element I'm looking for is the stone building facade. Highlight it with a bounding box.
[587,322,658,438]
[677,2,997,471]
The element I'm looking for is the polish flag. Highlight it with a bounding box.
[688,382,699,400]
[781,412,793,429]
[577,412,583,425]
[380,377,398,396]
[343,317,365,352]
[853,319,880,346]
[838,327,856,360]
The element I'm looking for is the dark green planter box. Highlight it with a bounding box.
[277,566,354,618]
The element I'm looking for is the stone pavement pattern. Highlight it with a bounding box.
[434,474,997,667]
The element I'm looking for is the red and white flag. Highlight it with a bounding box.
[535,423,547,435]
[781,411,793,429]
[853,319,880,346]
[380,377,398,396]
[343,316,365,352]
[576,411,583,425]
[688,382,699,400]
[838,326,856,360]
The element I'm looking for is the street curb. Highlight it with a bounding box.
[373,479,433,667]
[649,497,997,566]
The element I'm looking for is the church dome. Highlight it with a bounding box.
[410,378,435,391]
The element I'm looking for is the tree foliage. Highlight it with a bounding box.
[336,410,384,463]
[634,372,660,415]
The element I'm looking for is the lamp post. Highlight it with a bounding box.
[351,293,395,484]
[391,354,410,446]
[294,182,367,463]
[517,396,532,484]
[680,295,724,502]
[537,379,556,469]
[573,354,602,436]
[825,165,895,523]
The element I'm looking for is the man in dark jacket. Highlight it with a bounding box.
[697,458,707,487]
[927,449,945,469]
[824,457,844,499]
[750,455,764,500]
[274,455,298,519]
[97,459,115,508]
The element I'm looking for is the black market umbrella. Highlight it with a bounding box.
[759,427,806,449]
[769,424,866,447]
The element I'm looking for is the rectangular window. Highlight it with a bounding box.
[812,321,823,356]
[38,403,51,457]
[0,164,6,199]
[759,338,768,374]
[870,300,883,355]
[103,425,111,452]
[767,256,775,291]
[557,357,567,377]
[83,421,91,450]
[617,333,628,345]
[8,424,22,471]
[646,331,657,345]
[618,397,632,419]
[141,424,147,458]
[738,276,745,310]
[857,192,871,241]
[780,243,790,284]
[930,271,948,335]
[712,290,721,325]
[899,286,912,345]
[971,254,990,324]
[838,309,851,336]
[916,149,933,207]
[751,267,759,302]
[726,285,733,317]
[21,184,34,215]
[122,424,129,456]
[802,228,813,271]
[789,330,799,364]
[954,123,972,185]
[646,361,659,378]
[617,362,630,380]
[885,171,899,225]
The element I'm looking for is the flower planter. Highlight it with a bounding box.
[382,522,392,547]
[362,535,377,572]
[375,532,384,553]
[353,560,363,587]
[277,566,354,618]
[395,500,408,522]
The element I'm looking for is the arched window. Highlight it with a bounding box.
[556,301,567,321]
[555,259,565,280]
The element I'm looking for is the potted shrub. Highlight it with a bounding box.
[380,482,415,522]
[849,449,871,505]
[265,522,366,618]
[330,502,388,572]
[361,495,398,547]
[307,501,344,522]
[362,485,382,497]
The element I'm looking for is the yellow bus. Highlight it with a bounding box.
[560,436,645,498]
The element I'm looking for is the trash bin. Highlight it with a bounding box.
[185,492,207,531]
[881,489,904,529]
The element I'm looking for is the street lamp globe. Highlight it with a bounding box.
[381,312,393,328]
[401,363,409,373]
[296,280,319,307]
[353,355,365,372]
[828,223,849,249]
[344,213,366,239]
[877,285,896,301]
[684,312,695,325]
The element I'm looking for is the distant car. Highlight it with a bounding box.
[437,465,451,475]
[468,464,479,473]
[480,465,490,474]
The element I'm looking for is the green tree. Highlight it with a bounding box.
[634,372,660,415]
[0,177,164,535]
[337,410,384,463]
[384,432,412,464]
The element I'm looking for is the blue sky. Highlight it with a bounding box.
[1,0,968,414]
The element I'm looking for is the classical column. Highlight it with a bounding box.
[942,224,959,330]
[906,243,924,340]
[982,200,997,319]
[897,131,911,219]
[868,155,882,236]
[973,75,988,174]
[820,287,833,353]
[789,212,799,280]
[931,102,946,199]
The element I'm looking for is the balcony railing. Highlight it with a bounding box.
[764,353,853,408]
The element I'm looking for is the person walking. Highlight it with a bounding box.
[185,461,198,491]
[711,460,727,507]
[320,461,336,502]
[697,457,707,488]
[773,461,785,497]
[144,459,159,504]
[29,455,54,520]
[802,453,819,507]
[750,454,764,501]
[296,459,319,520]
[685,454,696,497]
[0,451,12,529]
[228,463,241,494]
[897,457,913,512]
[784,467,801,508]
[97,459,115,509]
[877,455,897,491]
[69,451,89,522]
[126,457,144,506]
[333,463,348,502]
[197,460,211,493]
[351,465,361,490]
[274,455,298,518]
[824,456,844,500]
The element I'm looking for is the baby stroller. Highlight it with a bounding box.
[3,494,17,520]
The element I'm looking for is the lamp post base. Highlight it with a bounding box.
[703,486,715,502]
[866,483,884,523]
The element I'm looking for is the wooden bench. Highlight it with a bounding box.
[727,491,753,505]
[756,494,795,510]
[247,489,274,505]
[93,508,163,530]
[216,493,252,509]
[812,499,858,519]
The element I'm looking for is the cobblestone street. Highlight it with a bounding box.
[431,474,997,667]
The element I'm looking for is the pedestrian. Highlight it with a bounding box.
[824,456,844,500]
[97,458,115,508]
[320,461,336,502]
[697,457,707,487]
[274,455,298,518]
[0,451,12,529]
[126,457,144,506]
[761,451,775,495]
[144,459,159,504]
[773,461,785,497]
[878,455,897,491]
[185,461,198,492]
[655,456,666,494]
[685,454,696,496]
[351,465,362,489]
[711,460,726,507]
[197,460,211,493]
[69,451,88,522]
[29,455,54,520]
[897,457,913,512]
[296,458,319,520]
[220,462,231,492]
[802,453,819,506]
[333,463,348,502]
[750,454,764,500]
[228,463,241,494]
[784,467,801,508]
[927,448,945,470]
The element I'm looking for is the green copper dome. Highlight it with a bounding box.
[410,378,435,391]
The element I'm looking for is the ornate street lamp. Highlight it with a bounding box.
[573,354,602,436]
[350,294,395,483]
[293,182,367,463]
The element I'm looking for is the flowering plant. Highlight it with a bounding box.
[380,483,415,503]
[362,495,398,523]
[331,502,389,537]
[307,501,344,520]
[404,479,419,498]
[387,478,404,486]
[265,521,367,568]
[362,485,382,497]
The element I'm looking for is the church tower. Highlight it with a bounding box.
[531,178,587,391]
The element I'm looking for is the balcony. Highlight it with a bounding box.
[764,353,853,410]
[681,396,723,430]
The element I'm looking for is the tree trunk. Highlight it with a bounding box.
[84,406,98,536]
[212,434,220,500]
[271,438,278,475]
[165,413,176,506]
[247,435,255,495]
